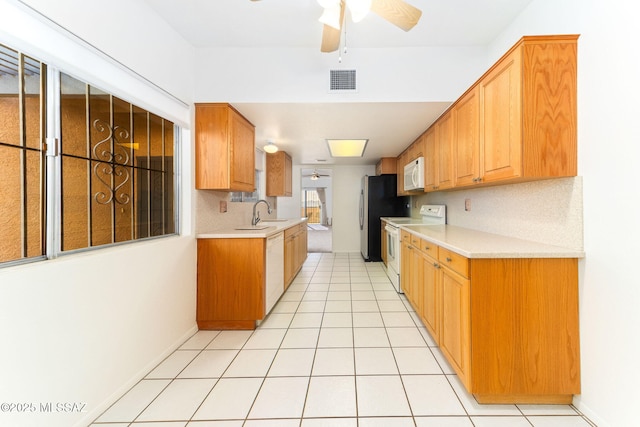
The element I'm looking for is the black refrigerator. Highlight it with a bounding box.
[359,174,409,261]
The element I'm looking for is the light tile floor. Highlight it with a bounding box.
[91,252,596,427]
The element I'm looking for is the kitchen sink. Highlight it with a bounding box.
[234,225,274,230]
[261,219,291,222]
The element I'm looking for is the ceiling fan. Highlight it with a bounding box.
[303,169,331,180]
[318,0,423,52]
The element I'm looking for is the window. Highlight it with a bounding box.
[59,73,176,251]
[0,45,46,264]
[230,169,260,203]
[0,42,178,266]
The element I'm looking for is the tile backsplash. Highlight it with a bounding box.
[195,190,278,234]
[411,177,583,251]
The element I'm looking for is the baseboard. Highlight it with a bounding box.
[573,395,607,427]
[74,323,199,427]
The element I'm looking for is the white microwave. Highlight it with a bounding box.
[403,157,425,191]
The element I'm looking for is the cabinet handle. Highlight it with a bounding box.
[446,257,452,262]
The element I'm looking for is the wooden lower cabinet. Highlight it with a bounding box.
[440,265,471,390]
[197,238,265,330]
[197,222,308,330]
[400,230,580,403]
[421,248,441,345]
[284,222,308,288]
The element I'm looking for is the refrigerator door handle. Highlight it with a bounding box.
[359,191,364,230]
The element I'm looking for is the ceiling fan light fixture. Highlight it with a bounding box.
[263,140,278,154]
[347,0,371,22]
[318,4,342,30]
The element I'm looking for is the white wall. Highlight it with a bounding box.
[0,1,197,426]
[332,165,375,253]
[194,46,487,103]
[14,0,195,106]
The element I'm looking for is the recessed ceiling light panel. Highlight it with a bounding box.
[326,139,368,157]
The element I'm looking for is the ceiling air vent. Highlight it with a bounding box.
[329,69,357,92]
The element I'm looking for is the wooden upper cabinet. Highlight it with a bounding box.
[195,103,255,191]
[396,149,409,196]
[423,127,436,190]
[480,47,523,183]
[479,35,578,184]
[266,151,292,197]
[435,111,454,190]
[397,35,578,192]
[453,86,481,187]
[376,157,396,175]
[408,133,425,162]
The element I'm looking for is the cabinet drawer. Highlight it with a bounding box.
[401,230,411,244]
[439,247,469,278]
[420,239,438,258]
[410,234,421,248]
[285,225,299,238]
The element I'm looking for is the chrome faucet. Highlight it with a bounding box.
[251,199,272,226]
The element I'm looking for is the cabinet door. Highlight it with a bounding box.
[284,235,294,288]
[400,240,412,296]
[410,133,425,161]
[229,109,255,191]
[435,111,454,190]
[297,226,307,269]
[423,127,437,191]
[396,150,408,196]
[195,104,229,190]
[410,247,425,317]
[421,254,440,344]
[454,86,480,187]
[266,151,292,197]
[440,266,471,389]
[284,153,292,196]
[480,48,522,183]
[197,238,265,328]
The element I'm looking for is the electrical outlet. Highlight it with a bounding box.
[464,199,471,212]
[220,201,227,213]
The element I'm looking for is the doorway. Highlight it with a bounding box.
[301,168,332,253]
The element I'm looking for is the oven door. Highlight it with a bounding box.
[384,224,402,293]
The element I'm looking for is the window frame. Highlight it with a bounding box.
[0,45,181,268]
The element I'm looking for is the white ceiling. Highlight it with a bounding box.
[144,0,533,165]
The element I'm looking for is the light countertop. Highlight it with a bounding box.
[401,224,585,259]
[197,218,307,239]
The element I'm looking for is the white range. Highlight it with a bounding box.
[382,205,446,293]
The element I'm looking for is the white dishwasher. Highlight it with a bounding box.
[265,231,284,314]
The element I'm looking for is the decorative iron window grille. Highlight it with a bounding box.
[59,73,176,251]
[0,39,179,267]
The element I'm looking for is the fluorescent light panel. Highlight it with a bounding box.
[326,138,368,157]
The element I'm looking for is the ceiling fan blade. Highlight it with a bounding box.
[370,0,422,31]
[320,1,345,52]
[321,24,341,52]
